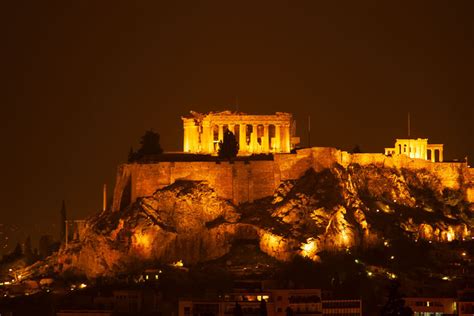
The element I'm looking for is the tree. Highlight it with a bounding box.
[351,145,362,153]
[218,130,239,160]
[381,281,413,316]
[127,146,136,163]
[129,130,164,162]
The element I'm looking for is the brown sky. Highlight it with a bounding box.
[0,1,472,251]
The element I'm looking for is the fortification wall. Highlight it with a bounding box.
[112,160,277,211]
[112,147,473,212]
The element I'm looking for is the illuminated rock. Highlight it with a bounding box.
[48,151,473,278]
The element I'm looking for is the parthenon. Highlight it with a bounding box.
[384,138,444,162]
[182,111,300,155]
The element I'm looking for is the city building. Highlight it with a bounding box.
[179,288,362,316]
[404,297,457,316]
[182,111,300,155]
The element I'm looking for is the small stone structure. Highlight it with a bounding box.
[385,138,444,162]
[182,111,300,155]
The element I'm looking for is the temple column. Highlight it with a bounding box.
[281,124,290,152]
[190,125,199,152]
[239,123,247,153]
[229,124,235,135]
[183,125,190,152]
[430,149,435,162]
[439,148,444,162]
[262,124,269,152]
[201,121,212,154]
[250,124,258,153]
[275,124,281,152]
[218,124,224,143]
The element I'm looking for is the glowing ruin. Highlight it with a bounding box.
[182,111,300,155]
[384,138,444,162]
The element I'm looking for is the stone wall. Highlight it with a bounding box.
[112,148,474,212]
[112,160,277,211]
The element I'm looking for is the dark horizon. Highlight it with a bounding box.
[1,1,472,252]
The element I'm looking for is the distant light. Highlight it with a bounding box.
[79,283,87,289]
[354,259,359,264]
[462,252,467,256]
[367,271,373,277]
[8,269,12,272]
[171,260,184,268]
[376,209,380,213]
[384,241,389,247]
[391,273,397,279]
[390,256,395,260]
[429,241,432,244]
[442,276,450,281]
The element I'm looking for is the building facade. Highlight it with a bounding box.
[182,111,300,155]
[404,297,457,316]
[384,138,444,162]
[179,289,362,316]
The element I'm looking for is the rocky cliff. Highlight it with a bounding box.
[52,158,473,278]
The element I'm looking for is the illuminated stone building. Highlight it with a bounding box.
[182,111,300,155]
[384,138,444,162]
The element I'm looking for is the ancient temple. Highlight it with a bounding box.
[384,138,444,162]
[182,111,300,155]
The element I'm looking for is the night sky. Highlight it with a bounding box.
[1,1,472,252]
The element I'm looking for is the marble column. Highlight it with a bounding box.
[190,125,199,152]
[183,125,190,152]
[201,121,212,154]
[275,124,281,152]
[239,123,247,153]
[262,124,269,152]
[281,124,290,152]
[430,149,435,162]
[218,124,224,143]
[250,124,258,153]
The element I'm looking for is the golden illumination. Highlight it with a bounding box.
[182,111,299,155]
[171,260,184,267]
[384,138,444,162]
[300,238,318,260]
[132,230,153,257]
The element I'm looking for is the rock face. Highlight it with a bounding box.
[55,160,473,278]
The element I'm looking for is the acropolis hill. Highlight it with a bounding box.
[112,111,474,211]
[39,111,473,278]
